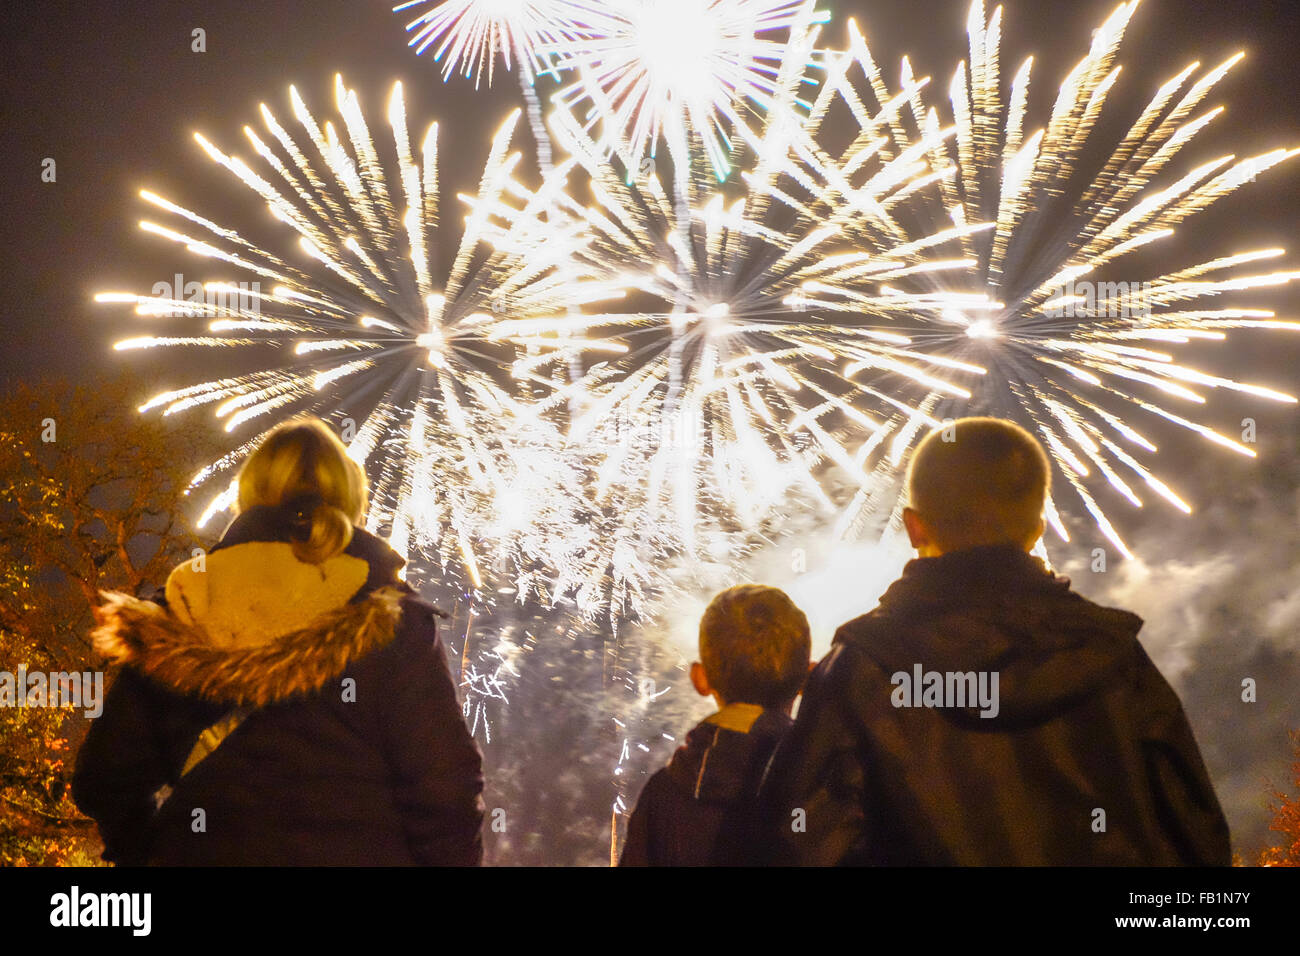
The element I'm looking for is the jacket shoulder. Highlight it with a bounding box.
[822,617,895,685]
[830,609,894,656]
[359,592,446,665]
[394,592,447,635]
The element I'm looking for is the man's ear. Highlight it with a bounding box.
[689,661,711,698]
[902,507,928,549]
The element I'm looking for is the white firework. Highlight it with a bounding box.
[394,0,600,87]
[97,76,627,602]
[510,22,992,573]
[395,0,609,170]
[552,0,832,181]
[814,0,1300,556]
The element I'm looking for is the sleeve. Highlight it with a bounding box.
[375,604,485,866]
[71,668,168,866]
[618,775,658,867]
[757,643,875,866]
[1133,646,1232,865]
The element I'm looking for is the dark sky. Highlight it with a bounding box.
[2,0,1299,385]
[2,0,1298,859]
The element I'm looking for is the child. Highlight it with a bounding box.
[620,584,812,866]
[759,417,1231,865]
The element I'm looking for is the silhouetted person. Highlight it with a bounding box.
[759,417,1230,865]
[621,585,811,866]
[74,418,484,865]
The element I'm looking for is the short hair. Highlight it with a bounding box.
[699,585,811,710]
[907,417,1050,552]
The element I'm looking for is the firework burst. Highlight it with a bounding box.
[394,0,599,87]
[514,27,993,564]
[97,76,627,600]
[395,0,611,171]
[551,0,835,182]
[815,0,1300,556]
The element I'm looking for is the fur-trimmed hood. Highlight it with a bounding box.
[91,586,406,707]
[90,503,414,707]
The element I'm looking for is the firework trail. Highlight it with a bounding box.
[395,0,598,86]
[455,607,523,744]
[550,0,835,183]
[394,0,606,170]
[814,0,1300,556]
[97,76,628,603]
[522,17,990,564]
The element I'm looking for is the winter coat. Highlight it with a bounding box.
[72,503,485,866]
[757,544,1231,866]
[621,703,793,866]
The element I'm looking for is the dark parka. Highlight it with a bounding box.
[621,704,792,866]
[758,545,1231,866]
[72,504,484,866]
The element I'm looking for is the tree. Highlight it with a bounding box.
[0,375,222,864]
[1259,730,1300,866]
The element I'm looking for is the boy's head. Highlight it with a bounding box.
[903,417,1050,556]
[691,585,812,712]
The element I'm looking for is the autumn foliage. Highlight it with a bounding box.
[1258,730,1300,866]
[0,376,220,864]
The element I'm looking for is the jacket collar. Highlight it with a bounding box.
[215,504,407,597]
[89,503,412,705]
[704,702,768,734]
[879,544,1073,613]
[839,543,1144,726]
[91,586,406,707]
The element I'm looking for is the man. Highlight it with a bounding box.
[758,417,1231,865]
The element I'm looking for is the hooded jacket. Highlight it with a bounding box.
[620,703,792,866]
[758,545,1231,866]
[72,503,484,866]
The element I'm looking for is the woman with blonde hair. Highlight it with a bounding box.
[73,417,484,865]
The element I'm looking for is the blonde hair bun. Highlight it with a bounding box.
[236,419,368,565]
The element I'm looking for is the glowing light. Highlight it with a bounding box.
[819,0,1300,552]
[535,39,990,582]
[99,78,629,608]
[394,0,600,86]
[553,0,829,180]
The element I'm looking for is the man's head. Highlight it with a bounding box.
[903,417,1050,556]
[692,585,812,712]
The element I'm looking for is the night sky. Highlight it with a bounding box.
[3,0,1299,385]
[2,0,1299,859]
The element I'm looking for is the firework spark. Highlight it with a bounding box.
[551,0,834,182]
[815,0,1300,556]
[517,22,993,569]
[395,0,611,170]
[97,76,628,601]
[394,0,599,87]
